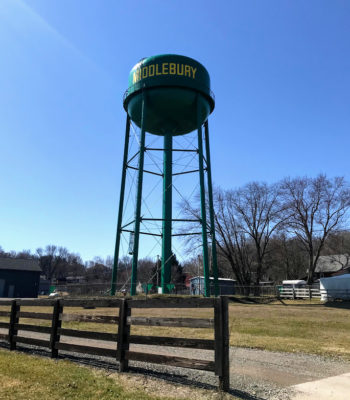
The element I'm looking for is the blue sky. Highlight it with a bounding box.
[0,0,349,261]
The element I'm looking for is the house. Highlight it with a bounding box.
[314,255,350,279]
[190,276,236,295]
[0,258,41,298]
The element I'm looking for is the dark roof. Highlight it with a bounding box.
[0,258,41,272]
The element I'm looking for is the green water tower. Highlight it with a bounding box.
[111,54,219,297]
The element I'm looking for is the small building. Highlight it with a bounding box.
[320,274,350,301]
[190,276,236,295]
[184,274,193,289]
[66,275,86,284]
[0,258,41,298]
[39,276,51,295]
[282,280,307,289]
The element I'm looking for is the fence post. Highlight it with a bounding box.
[117,299,130,372]
[309,286,312,300]
[50,299,63,358]
[214,296,230,392]
[8,299,20,351]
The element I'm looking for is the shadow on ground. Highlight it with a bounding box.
[323,300,350,309]
[0,341,264,400]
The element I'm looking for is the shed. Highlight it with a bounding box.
[190,276,236,295]
[320,274,350,301]
[39,276,51,295]
[0,258,41,298]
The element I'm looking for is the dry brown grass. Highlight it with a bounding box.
[112,373,233,400]
[228,300,350,359]
[1,349,225,400]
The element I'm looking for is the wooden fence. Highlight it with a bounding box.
[0,297,229,392]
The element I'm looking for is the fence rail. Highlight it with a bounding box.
[0,297,229,391]
[279,287,321,299]
[234,285,277,297]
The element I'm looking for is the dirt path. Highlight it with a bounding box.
[31,331,350,387]
[230,347,350,386]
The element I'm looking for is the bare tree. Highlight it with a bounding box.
[227,182,285,286]
[85,261,111,282]
[180,188,254,285]
[36,245,85,281]
[137,257,156,283]
[181,184,284,287]
[267,234,308,281]
[116,256,132,288]
[213,188,255,285]
[281,175,350,283]
[36,245,58,280]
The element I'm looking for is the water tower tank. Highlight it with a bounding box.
[123,54,215,135]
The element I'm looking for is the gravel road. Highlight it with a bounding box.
[1,331,350,400]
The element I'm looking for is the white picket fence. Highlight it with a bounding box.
[279,287,321,299]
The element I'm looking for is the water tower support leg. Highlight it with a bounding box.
[161,132,173,293]
[111,115,131,296]
[204,120,219,297]
[197,120,210,297]
[130,97,147,296]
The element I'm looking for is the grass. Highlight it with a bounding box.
[228,300,350,359]
[0,349,171,400]
[0,299,349,399]
[1,299,350,359]
[0,304,215,338]
[0,350,234,400]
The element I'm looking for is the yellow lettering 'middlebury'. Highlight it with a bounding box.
[133,63,197,84]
